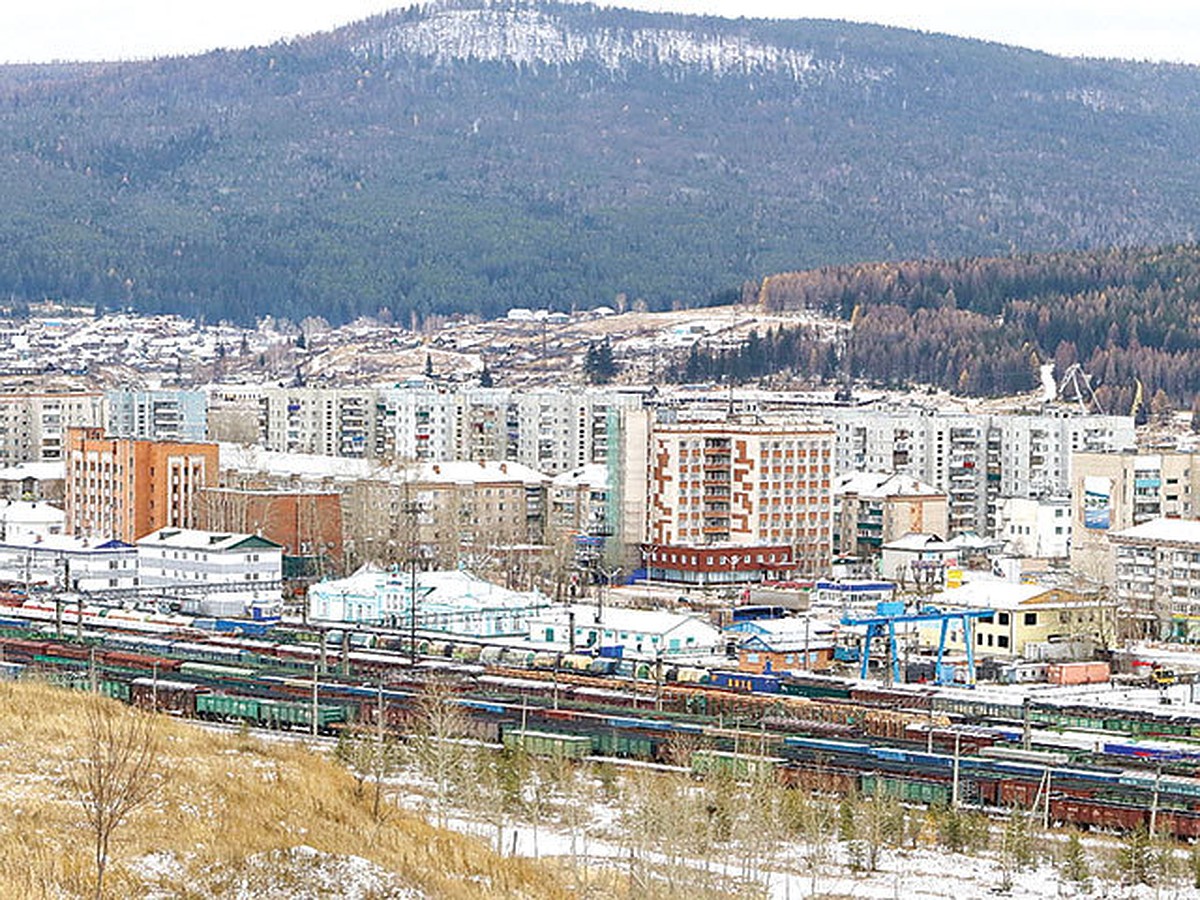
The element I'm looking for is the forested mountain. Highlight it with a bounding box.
[4,0,1200,324]
[681,244,1200,412]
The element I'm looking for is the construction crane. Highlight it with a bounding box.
[1057,363,1105,415]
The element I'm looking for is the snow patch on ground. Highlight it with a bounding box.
[147,845,425,900]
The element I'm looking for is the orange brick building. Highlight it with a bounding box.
[647,418,835,579]
[197,487,344,573]
[64,427,219,542]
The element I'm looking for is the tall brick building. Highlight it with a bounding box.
[645,417,835,581]
[64,427,218,542]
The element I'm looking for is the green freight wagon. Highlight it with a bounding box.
[503,729,592,759]
[258,698,347,730]
[690,750,781,780]
[197,693,263,721]
[861,772,951,805]
[97,679,131,702]
[178,661,258,681]
[591,730,655,759]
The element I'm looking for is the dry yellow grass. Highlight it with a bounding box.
[0,680,574,899]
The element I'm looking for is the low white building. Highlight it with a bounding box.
[0,500,65,543]
[0,535,135,592]
[136,527,282,617]
[880,533,958,584]
[308,567,549,636]
[995,496,1071,559]
[527,604,721,658]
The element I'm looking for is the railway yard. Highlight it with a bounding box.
[3,596,1200,847]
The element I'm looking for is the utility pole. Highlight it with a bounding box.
[376,679,385,745]
[655,650,663,712]
[1149,764,1161,838]
[1022,697,1031,751]
[951,731,961,809]
[341,630,351,677]
[76,593,83,640]
[311,663,319,738]
[410,555,418,665]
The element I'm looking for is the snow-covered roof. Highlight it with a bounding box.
[310,567,544,612]
[0,462,65,482]
[1111,517,1200,546]
[0,500,64,524]
[551,463,609,490]
[529,603,720,638]
[220,445,551,487]
[882,533,952,552]
[137,527,281,553]
[415,460,548,487]
[933,579,1082,611]
[948,531,1003,550]
[835,471,942,498]
[220,444,379,481]
[727,616,836,650]
[0,535,131,554]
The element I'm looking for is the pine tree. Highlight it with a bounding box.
[583,338,617,384]
[1059,831,1090,887]
[1117,825,1155,885]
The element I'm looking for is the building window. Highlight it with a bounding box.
[1023,612,1037,626]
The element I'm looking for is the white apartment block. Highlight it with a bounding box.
[828,408,1134,538]
[259,387,378,458]
[280,384,643,474]
[0,391,105,463]
[1110,518,1200,642]
[106,389,208,442]
[0,535,136,592]
[995,496,1071,559]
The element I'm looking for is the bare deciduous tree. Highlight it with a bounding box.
[70,699,162,900]
[411,675,469,827]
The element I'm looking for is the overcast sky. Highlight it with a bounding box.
[1,1,1197,66]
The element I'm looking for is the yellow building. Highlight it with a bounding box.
[920,580,1117,659]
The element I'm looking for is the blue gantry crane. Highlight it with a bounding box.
[841,602,994,685]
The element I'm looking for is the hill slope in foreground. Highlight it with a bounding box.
[0,681,569,899]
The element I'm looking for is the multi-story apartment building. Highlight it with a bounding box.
[829,408,1134,538]
[645,415,835,580]
[1070,451,1200,582]
[412,460,550,565]
[833,472,947,559]
[258,387,379,458]
[1110,518,1200,642]
[270,384,642,474]
[0,389,105,463]
[375,383,457,461]
[64,427,219,542]
[106,389,208,442]
[204,384,263,444]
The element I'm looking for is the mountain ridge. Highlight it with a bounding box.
[1,0,1199,324]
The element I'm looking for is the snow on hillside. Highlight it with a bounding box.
[352,5,893,83]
